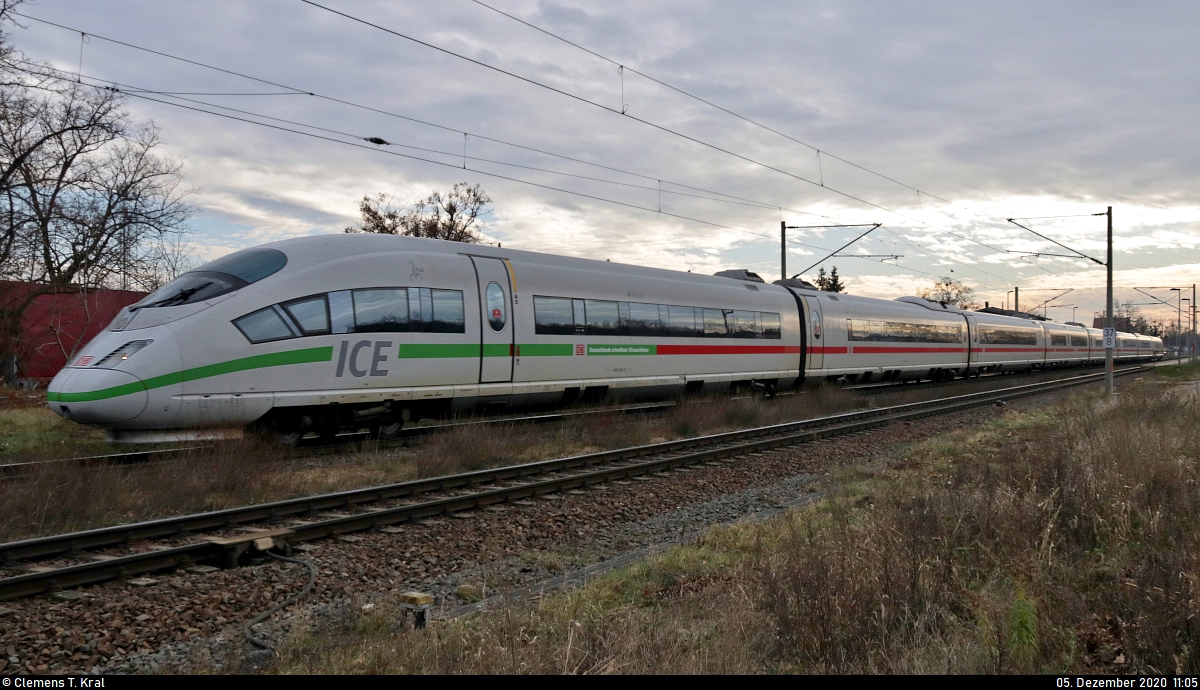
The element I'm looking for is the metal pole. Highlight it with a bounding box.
[1193,284,1196,363]
[1178,291,1183,365]
[1105,206,1114,396]
[780,221,786,281]
[1015,286,1019,313]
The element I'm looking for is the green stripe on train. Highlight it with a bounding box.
[46,346,334,402]
[398,343,480,358]
[397,343,576,358]
[518,343,573,357]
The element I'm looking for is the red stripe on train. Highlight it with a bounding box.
[851,346,966,354]
[656,345,802,355]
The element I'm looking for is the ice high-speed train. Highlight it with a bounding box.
[47,234,1164,440]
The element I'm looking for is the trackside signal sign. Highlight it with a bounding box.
[1103,328,1117,349]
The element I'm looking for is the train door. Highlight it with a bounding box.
[804,296,823,370]
[470,256,514,383]
[960,314,969,367]
[961,314,974,370]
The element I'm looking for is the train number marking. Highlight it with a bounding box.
[335,340,393,377]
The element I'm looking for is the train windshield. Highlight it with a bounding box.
[136,249,287,309]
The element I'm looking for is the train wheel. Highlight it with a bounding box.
[249,414,305,447]
[374,417,403,440]
[372,407,411,441]
[276,429,304,447]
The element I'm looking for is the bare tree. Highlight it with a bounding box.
[917,276,980,309]
[7,120,191,289]
[346,182,492,244]
[0,8,194,382]
[0,1,27,86]
[141,230,198,291]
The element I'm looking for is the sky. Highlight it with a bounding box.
[8,0,1200,325]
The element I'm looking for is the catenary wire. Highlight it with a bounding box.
[464,0,1098,268]
[19,7,1034,288]
[464,1,1133,267]
[115,88,914,263]
[9,10,851,224]
[14,10,1096,292]
[22,57,828,216]
[467,0,956,204]
[25,58,870,253]
[297,0,1027,259]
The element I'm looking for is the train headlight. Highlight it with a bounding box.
[93,340,153,368]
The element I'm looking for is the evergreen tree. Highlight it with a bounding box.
[814,265,846,293]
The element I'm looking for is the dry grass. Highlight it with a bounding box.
[267,368,1200,675]
[0,387,856,541]
[754,379,1200,673]
[0,406,110,460]
[0,363,1181,543]
[414,385,858,478]
[276,544,768,674]
[0,439,422,541]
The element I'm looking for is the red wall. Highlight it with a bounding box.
[2,282,147,379]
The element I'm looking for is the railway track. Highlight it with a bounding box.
[0,365,1147,601]
[842,361,1154,392]
[3,363,1154,480]
[0,400,678,479]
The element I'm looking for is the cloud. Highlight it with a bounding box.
[11,0,1198,319]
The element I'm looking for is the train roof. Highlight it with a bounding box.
[242,233,802,295]
[219,235,1156,340]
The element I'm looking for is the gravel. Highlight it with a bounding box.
[0,391,1063,675]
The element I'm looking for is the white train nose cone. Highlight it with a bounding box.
[47,368,149,425]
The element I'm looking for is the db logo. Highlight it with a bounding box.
[492,309,502,319]
[74,356,93,366]
[575,344,586,356]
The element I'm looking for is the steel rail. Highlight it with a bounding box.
[0,366,1146,600]
[0,401,678,479]
[0,446,212,478]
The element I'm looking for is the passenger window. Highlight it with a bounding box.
[431,289,466,333]
[283,295,330,335]
[572,299,586,334]
[625,302,664,337]
[233,306,296,344]
[353,289,409,332]
[533,297,574,335]
[667,305,698,337]
[486,282,506,331]
[584,300,620,336]
[703,308,727,337]
[328,291,354,334]
[407,288,423,324]
[733,311,759,338]
[760,312,781,339]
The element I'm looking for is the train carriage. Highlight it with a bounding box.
[1041,322,1090,368]
[46,234,1158,440]
[789,292,970,384]
[964,311,1043,374]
